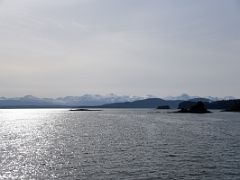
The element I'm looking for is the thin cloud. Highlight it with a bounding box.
[0,0,239,97]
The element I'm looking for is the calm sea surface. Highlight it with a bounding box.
[0,109,239,180]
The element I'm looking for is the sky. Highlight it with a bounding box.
[0,0,239,98]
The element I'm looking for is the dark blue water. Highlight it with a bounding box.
[0,109,239,179]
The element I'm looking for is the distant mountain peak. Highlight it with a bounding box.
[23,95,39,99]
[0,96,6,100]
[164,94,236,101]
[0,94,236,108]
[164,93,198,101]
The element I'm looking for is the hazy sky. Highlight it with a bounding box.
[0,0,239,98]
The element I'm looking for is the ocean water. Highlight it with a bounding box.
[0,109,239,180]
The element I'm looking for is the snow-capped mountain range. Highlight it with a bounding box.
[0,93,236,108]
[164,93,235,101]
[0,94,144,107]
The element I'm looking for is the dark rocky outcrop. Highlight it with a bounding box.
[179,99,240,110]
[177,101,211,113]
[70,109,102,112]
[224,100,240,112]
[156,105,170,109]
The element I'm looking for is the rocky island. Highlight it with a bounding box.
[69,109,102,112]
[177,101,211,113]
[224,100,240,112]
[156,105,170,109]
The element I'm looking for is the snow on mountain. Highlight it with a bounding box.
[0,97,6,100]
[56,94,144,106]
[165,94,236,101]
[0,94,236,107]
[164,94,199,101]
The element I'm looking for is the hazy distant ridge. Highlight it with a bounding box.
[95,98,182,109]
[0,94,236,108]
[0,94,144,108]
